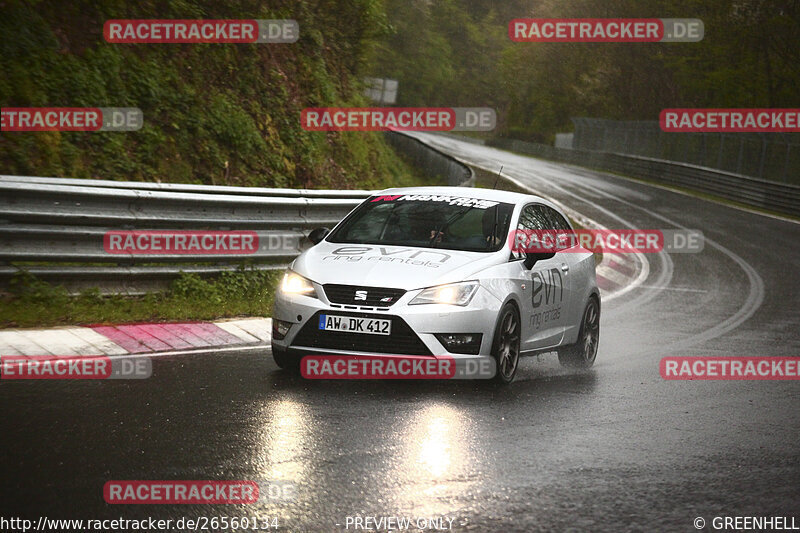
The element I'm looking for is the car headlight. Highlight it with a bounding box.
[281,270,318,298]
[409,281,479,306]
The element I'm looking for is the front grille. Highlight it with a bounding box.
[323,284,406,307]
[291,311,431,355]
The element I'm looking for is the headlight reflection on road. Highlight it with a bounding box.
[418,415,453,478]
[413,404,468,480]
[388,403,473,517]
[256,399,310,482]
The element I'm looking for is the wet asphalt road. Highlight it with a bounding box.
[2,136,799,532]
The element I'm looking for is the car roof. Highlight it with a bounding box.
[374,186,550,206]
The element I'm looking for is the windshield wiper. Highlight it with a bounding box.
[378,202,400,241]
[489,204,499,249]
[428,206,473,247]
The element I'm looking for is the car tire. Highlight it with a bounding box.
[491,303,521,384]
[558,296,600,368]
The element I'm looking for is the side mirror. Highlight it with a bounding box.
[307,227,330,245]
[523,251,555,269]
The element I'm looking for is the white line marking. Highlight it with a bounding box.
[110,344,268,360]
[66,327,128,355]
[215,321,262,343]
[634,285,708,293]
[2,330,57,355]
[222,318,272,342]
[596,264,632,286]
[587,164,800,225]
[0,343,23,356]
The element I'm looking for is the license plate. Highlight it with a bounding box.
[318,314,391,335]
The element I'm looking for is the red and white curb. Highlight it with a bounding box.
[0,318,271,357]
[596,252,645,298]
[559,211,648,302]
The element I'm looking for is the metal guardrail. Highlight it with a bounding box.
[0,181,362,229]
[571,117,800,183]
[384,131,476,187]
[0,175,374,198]
[0,132,475,291]
[0,180,363,288]
[487,138,800,218]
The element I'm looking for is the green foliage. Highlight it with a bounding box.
[0,269,282,328]
[8,270,70,307]
[0,0,420,188]
[366,0,800,141]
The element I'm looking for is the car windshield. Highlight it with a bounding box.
[327,195,515,252]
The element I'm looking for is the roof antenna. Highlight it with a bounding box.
[492,165,504,189]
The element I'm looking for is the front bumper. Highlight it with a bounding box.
[271,283,503,358]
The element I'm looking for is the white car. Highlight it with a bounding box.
[271,187,600,383]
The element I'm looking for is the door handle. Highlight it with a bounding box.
[561,263,569,273]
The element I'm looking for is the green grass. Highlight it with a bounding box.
[0,269,282,329]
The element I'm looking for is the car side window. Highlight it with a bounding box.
[541,206,572,231]
[512,205,546,260]
[511,204,571,260]
[517,205,548,232]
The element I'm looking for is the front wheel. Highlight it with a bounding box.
[491,304,521,384]
[558,297,600,368]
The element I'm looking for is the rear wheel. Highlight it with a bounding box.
[558,297,600,368]
[491,304,521,384]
